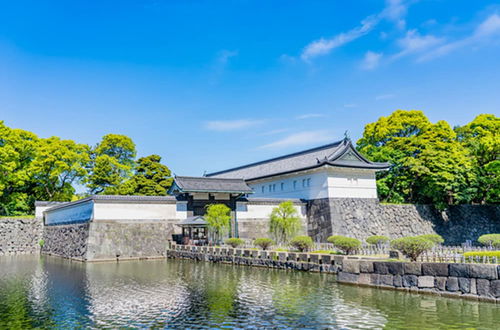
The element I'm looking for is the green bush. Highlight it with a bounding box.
[38,239,45,248]
[366,235,389,245]
[477,234,500,246]
[463,251,500,259]
[327,235,361,255]
[254,238,274,250]
[391,237,434,261]
[418,234,444,245]
[225,238,244,248]
[290,236,313,252]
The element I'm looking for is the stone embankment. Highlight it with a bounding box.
[0,218,42,256]
[168,244,500,303]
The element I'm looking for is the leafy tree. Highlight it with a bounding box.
[118,154,173,195]
[366,235,389,245]
[455,114,499,204]
[86,134,136,194]
[225,237,244,248]
[290,235,313,252]
[29,137,89,201]
[357,110,473,209]
[391,236,434,261]
[205,204,231,244]
[418,234,444,245]
[269,201,301,244]
[254,238,274,250]
[477,234,500,247]
[327,235,361,254]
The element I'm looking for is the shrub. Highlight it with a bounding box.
[328,235,361,255]
[254,238,274,250]
[463,251,500,261]
[418,234,444,245]
[391,237,434,261]
[38,239,45,248]
[478,234,500,246]
[366,235,389,245]
[225,238,244,248]
[269,201,301,244]
[290,236,313,252]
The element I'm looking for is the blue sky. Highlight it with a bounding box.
[1,0,499,176]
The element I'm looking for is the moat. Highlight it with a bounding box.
[0,256,499,329]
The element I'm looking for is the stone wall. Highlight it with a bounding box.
[86,220,175,260]
[308,198,500,244]
[42,223,90,260]
[0,218,42,256]
[337,259,500,303]
[168,244,500,303]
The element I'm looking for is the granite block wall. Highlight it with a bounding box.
[42,223,90,260]
[0,218,42,256]
[308,198,500,244]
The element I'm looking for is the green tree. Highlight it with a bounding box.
[269,201,301,244]
[455,114,499,204]
[205,204,231,244]
[29,137,89,201]
[357,110,473,208]
[86,134,136,194]
[118,154,173,195]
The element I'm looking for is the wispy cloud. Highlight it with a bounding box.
[300,0,411,61]
[204,119,262,131]
[375,94,396,100]
[260,130,335,149]
[418,13,500,61]
[216,49,238,65]
[258,128,289,136]
[296,113,327,120]
[393,29,444,59]
[361,51,383,70]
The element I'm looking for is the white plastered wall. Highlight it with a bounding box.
[237,202,306,220]
[326,168,378,199]
[93,202,179,221]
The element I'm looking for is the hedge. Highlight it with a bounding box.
[366,235,389,245]
[290,236,313,252]
[254,238,274,250]
[391,236,434,261]
[225,238,244,248]
[418,234,444,244]
[327,235,361,255]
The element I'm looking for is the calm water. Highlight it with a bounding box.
[0,256,499,329]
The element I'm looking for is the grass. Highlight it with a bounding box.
[309,250,342,255]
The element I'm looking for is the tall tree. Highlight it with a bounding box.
[455,114,499,204]
[118,154,173,195]
[357,110,472,208]
[269,201,301,244]
[29,137,90,201]
[86,134,136,194]
[205,204,231,244]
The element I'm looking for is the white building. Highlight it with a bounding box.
[206,138,390,200]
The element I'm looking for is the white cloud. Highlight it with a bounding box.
[393,29,444,59]
[375,93,396,100]
[204,119,261,131]
[296,113,327,120]
[216,49,238,65]
[361,51,383,70]
[259,128,289,136]
[300,0,412,61]
[418,13,500,61]
[260,130,335,149]
[301,16,378,61]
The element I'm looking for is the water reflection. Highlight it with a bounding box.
[0,256,498,329]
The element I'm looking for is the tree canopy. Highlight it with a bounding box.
[0,121,173,215]
[357,110,498,208]
[269,201,301,244]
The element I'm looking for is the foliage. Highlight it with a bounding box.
[205,204,231,244]
[225,238,244,248]
[269,201,301,244]
[463,251,500,259]
[366,235,389,245]
[418,234,444,245]
[357,110,485,209]
[391,236,435,261]
[38,239,45,247]
[117,155,173,195]
[254,238,274,250]
[86,134,136,194]
[289,236,313,252]
[327,235,361,255]
[455,114,500,204]
[477,234,500,247]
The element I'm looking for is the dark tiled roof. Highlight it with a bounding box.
[171,176,253,194]
[206,138,390,180]
[177,216,207,226]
